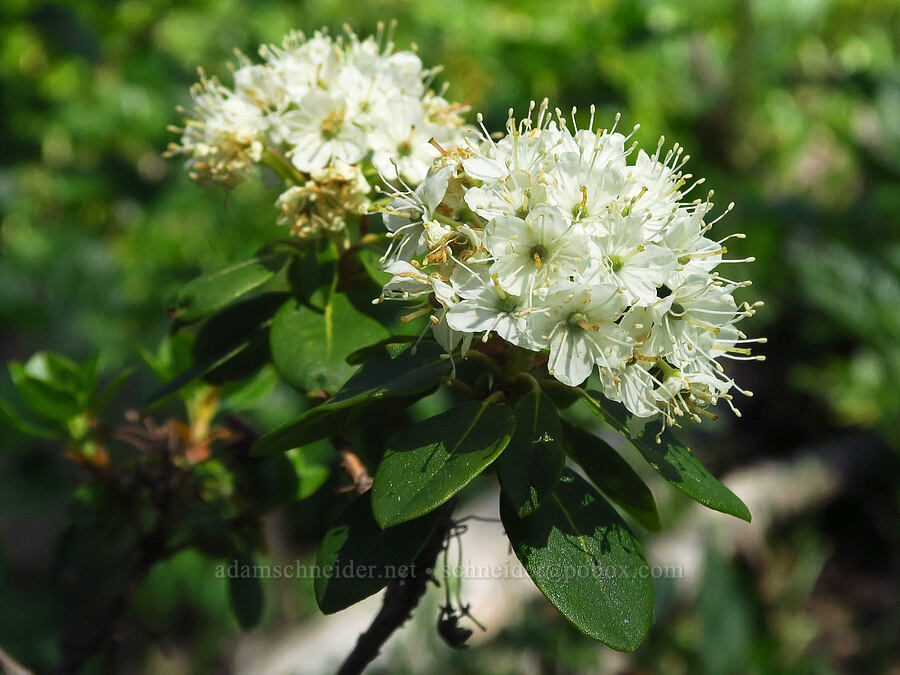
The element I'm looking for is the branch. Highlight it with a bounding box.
[335,501,456,675]
[337,445,372,493]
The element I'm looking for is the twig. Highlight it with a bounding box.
[335,500,456,675]
[337,445,372,493]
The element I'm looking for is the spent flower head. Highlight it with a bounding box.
[375,100,764,434]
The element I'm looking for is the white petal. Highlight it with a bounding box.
[549,331,592,387]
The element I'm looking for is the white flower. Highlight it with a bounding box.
[484,204,588,296]
[532,282,631,387]
[380,261,436,301]
[431,312,474,355]
[545,133,626,223]
[171,25,469,237]
[622,148,683,238]
[446,266,537,349]
[383,165,455,262]
[461,126,546,182]
[166,74,267,189]
[376,100,763,429]
[369,99,441,183]
[380,260,457,308]
[591,211,676,305]
[282,91,366,171]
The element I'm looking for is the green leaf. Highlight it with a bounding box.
[220,366,279,412]
[270,292,389,393]
[561,421,661,532]
[89,366,136,414]
[0,398,62,439]
[346,246,429,335]
[538,377,583,410]
[496,389,566,517]
[314,490,442,614]
[144,294,285,407]
[143,338,254,409]
[169,250,290,324]
[372,399,515,528]
[358,244,392,286]
[252,341,450,455]
[194,292,285,385]
[501,469,654,651]
[140,333,194,383]
[286,441,333,499]
[228,555,265,630]
[345,336,418,365]
[582,392,751,522]
[238,453,299,512]
[25,352,91,403]
[286,239,337,311]
[9,362,83,421]
[10,351,100,418]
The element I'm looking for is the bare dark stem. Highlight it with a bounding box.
[335,501,456,675]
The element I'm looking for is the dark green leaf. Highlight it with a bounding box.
[582,392,751,522]
[270,292,389,393]
[228,555,265,629]
[372,399,515,528]
[195,292,285,385]
[238,454,299,512]
[345,246,429,334]
[144,339,254,409]
[89,366,136,414]
[314,490,441,614]
[251,341,450,455]
[497,389,566,517]
[169,250,290,323]
[562,421,661,531]
[501,469,654,651]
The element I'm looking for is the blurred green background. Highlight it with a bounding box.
[1,0,898,672]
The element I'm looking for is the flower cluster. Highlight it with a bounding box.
[167,24,468,238]
[376,101,764,430]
